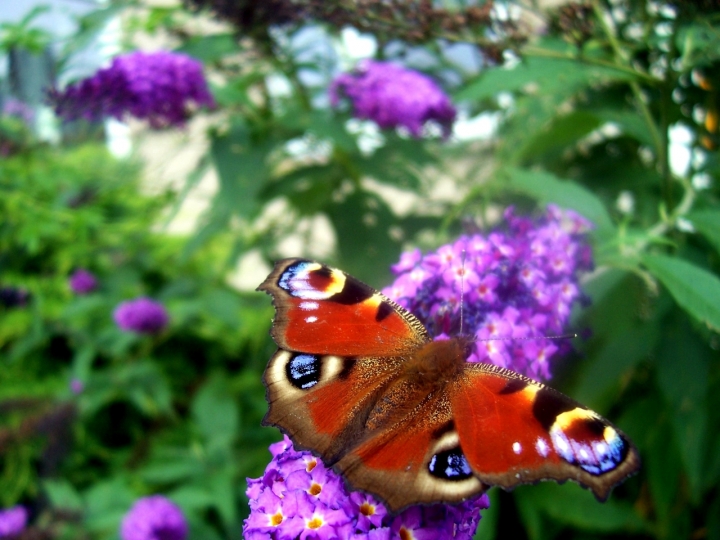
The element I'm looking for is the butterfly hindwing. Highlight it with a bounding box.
[450,363,640,500]
[257,258,430,357]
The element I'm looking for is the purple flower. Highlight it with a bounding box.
[114,297,169,334]
[2,98,34,124]
[382,205,593,381]
[244,435,489,539]
[51,51,215,128]
[70,378,84,394]
[69,269,98,294]
[120,495,187,540]
[0,506,27,539]
[330,61,456,138]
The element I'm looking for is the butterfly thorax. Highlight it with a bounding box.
[401,337,470,390]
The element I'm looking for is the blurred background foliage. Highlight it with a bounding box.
[1,0,719,539]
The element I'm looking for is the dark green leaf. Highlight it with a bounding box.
[191,372,239,445]
[689,209,720,255]
[519,111,602,161]
[656,316,710,498]
[642,253,720,332]
[501,167,614,233]
[521,483,648,532]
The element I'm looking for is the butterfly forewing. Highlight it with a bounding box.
[257,258,429,357]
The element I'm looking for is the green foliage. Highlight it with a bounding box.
[0,144,276,536]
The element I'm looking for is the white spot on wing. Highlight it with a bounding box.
[535,438,549,457]
[300,301,319,311]
[512,442,522,454]
[305,316,318,323]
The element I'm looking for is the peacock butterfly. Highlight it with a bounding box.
[257,258,640,512]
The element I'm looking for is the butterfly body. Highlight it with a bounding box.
[258,258,640,512]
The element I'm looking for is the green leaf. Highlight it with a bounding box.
[642,253,720,332]
[501,167,614,233]
[42,479,83,511]
[689,209,720,255]
[326,188,402,284]
[574,322,658,406]
[518,110,602,161]
[191,372,239,445]
[456,50,635,102]
[520,483,648,532]
[175,33,238,63]
[656,316,710,499]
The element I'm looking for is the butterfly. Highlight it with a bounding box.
[257,258,640,512]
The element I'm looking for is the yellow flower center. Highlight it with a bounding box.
[269,512,283,526]
[308,482,322,496]
[307,517,323,530]
[359,502,375,516]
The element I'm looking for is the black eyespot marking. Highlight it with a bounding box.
[428,448,472,481]
[376,301,393,322]
[533,388,577,431]
[331,280,374,305]
[286,354,321,389]
[499,379,528,395]
[313,266,332,279]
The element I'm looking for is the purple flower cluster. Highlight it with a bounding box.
[330,61,456,138]
[69,269,98,294]
[51,51,215,128]
[114,297,169,334]
[120,496,188,540]
[0,505,27,539]
[382,205,593,381]
[244,436,488,540]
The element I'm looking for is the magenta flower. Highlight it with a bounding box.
[120,495,187,540]
[70,378,84,394]
[382,205,593,381]
[244,436,488,539]
[69,269,98,294]
[0,506,27,539]
[51,51,215,128]
[114,297,169,334]
[330,61,456,138]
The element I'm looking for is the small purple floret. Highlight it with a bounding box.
[120,495,188,540]
[244,435,488,539]
[114,297,169,334]
[0,505,28,538]
[330,61,456,138]
[51,51,215,128]
[69,269,98,294]
[383,205,593,381]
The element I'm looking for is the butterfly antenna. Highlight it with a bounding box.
[459,249,466,336]
[475,333,578,343]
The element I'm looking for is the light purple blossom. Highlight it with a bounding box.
[120,495,188,540]
[382,205,593,381]
[330,61,456,138]
[70,378,84,394]
[114,297,169,334]
[0,505,27,539]
[69,269,98,294]
[2,98,34,125]
[244,435,488,539]
[51,51,215,128]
